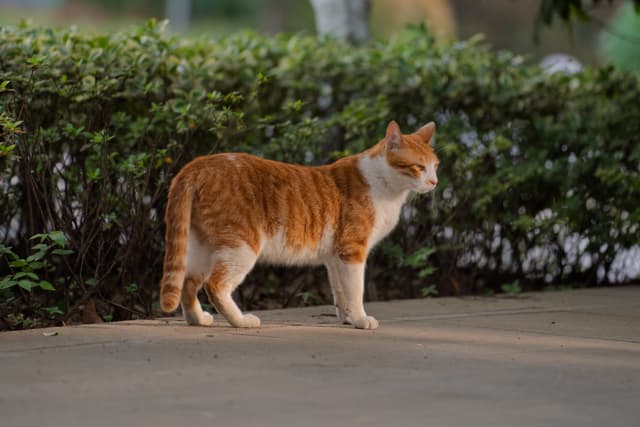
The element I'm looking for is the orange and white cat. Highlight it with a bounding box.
[160,120,439,329]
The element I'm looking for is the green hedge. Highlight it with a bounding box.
[1,21,639,328]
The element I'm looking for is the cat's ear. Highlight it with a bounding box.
[416,122,436,145]
[385,120,402,150]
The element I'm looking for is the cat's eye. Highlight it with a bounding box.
[414,164,426,172]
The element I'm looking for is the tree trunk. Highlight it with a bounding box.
[310,0,370,44]
[165,0,191,33]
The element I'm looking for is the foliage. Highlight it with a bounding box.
[535,1,640,28]
[1,21,639,329]
[599,2,640,72]
[420,284,438,298]
[534,0,640,42]
[0,231,72,293]
[0,231,72,328]
[500,280,522,295]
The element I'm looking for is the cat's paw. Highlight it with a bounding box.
[238,313,261,328]
[199,311,214,326]
[185,310,214,326]
[351,315,379,330]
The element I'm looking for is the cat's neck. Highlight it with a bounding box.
[356,152,409,248]
[357,152,410,203]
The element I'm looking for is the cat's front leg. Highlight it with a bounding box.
[331,261,378,330]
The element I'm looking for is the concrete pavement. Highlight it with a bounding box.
[1,286,639,427]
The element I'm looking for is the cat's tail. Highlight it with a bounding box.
[159,174,194,313]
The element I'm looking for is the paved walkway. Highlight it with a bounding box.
[2,286,639,427]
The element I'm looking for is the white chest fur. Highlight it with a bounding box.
[358,155,409,250]
[368,192,407,248]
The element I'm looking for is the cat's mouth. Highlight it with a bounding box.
[414,185,437,194]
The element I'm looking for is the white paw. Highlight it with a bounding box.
[239,313,261,328]
[352,315,379,330]
[199,311,214,326]
[185,310,214,326]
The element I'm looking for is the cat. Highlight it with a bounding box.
[159,120,439,330]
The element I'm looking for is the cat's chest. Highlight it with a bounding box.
[368,193,407,248]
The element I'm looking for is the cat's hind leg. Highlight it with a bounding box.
[181,274,214,326]
[326,263,349,324]
[204,246,260,328]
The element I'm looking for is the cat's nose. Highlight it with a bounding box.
[427,178,438,187]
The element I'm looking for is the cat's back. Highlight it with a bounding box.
[181,152,293,180]
[181,152,334,196]
[178,152,376,220]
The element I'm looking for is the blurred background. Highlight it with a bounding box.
[0,0,637,69]
[1,1,639,328]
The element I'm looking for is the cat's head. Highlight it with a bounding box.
[380,120,440,194]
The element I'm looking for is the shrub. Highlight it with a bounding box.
[1,21,639,328]
[600,3,640,72]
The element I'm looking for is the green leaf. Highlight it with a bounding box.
[26,251,47,262]
[0,144,16,156]
[39,280,56,291]
[418,266,437,278]
[27,55,42,66]
[42,306,64,316]
[18,280,35,292]
[14,271,39,280]
[48,231,67,248]
[0,245,19,261]
[52,249,74,256]
[405,247,436,268]
[125,283,138,294]
[0,278,17,289]
[421,284,439,297]
[42,305,64,316]
[501,280,522,295]
[10,259,27,268]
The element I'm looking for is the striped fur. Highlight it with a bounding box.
[159,120,439,329]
